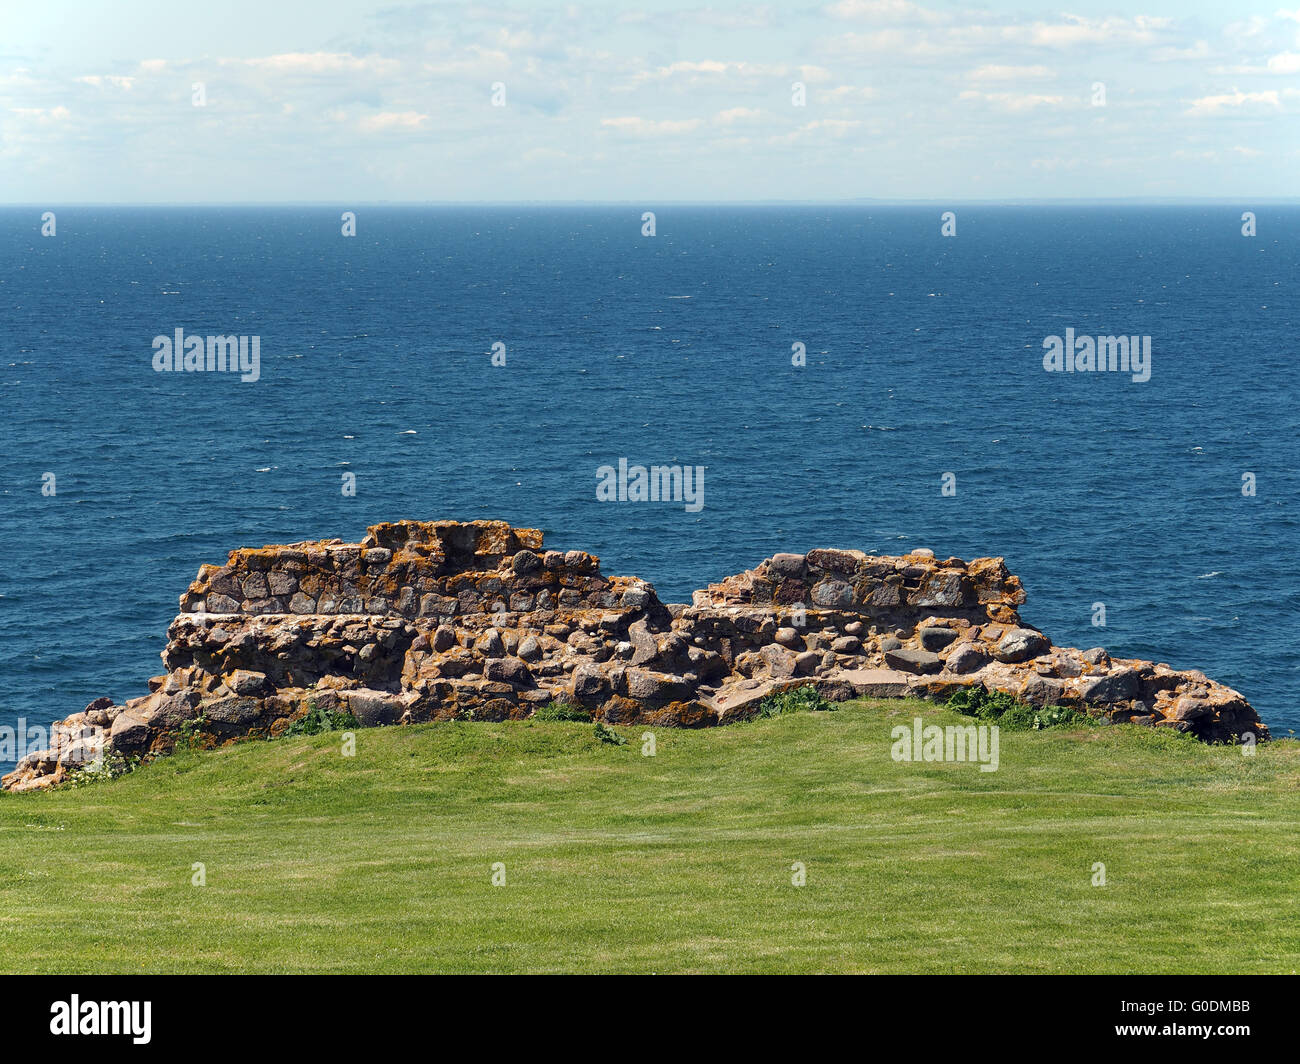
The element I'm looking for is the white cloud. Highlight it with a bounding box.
[959,90,1065,111]
[232,52,401,76]
[9,105,72,122]
[600,116,703,135]
[968,64,1052,81]
[805,118,862,130]
[1187,89,1281,114]
[825,0,943,24]
[767,117,863,146]
[820,85,876,100]
[1020,15,1173,48]
[715,107,763,124]
[1151,41,1211,61]
[77,75,135,90]
[1265,51,1300,72]
[356,111,429,132]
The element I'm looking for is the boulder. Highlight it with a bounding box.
[768,553,807,578]
[226,670,270,696]
[344,689,406,726]
[945,643,990,674]
[883,648,944,675]
[774,627,802,648]
[994,628,1049,663]
[918,626,958,651]
[624,669,693,705]
[833,668,913,698]
[1077,667,1142,704]
[571,663,610,702]
[108,712,151,752]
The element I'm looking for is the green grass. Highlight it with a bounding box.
[2,698,1297,973]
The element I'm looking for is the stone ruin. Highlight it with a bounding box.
[2,519,1268,792]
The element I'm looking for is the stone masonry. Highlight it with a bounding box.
[2,520,1267,792]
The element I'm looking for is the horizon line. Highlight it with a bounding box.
[4,197,1299,208]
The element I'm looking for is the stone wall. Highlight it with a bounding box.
[176,520,631,620]
[2,520,1267,792]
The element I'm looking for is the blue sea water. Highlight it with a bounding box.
[1,204,1297,761]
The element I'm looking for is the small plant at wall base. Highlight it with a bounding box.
[753,685,836,719]
[947,686,1090,731]
[284,700,358,737]
[593,721,627,745]
[532,701,592,723]
[176,713,211,750]
[65,749,138,789]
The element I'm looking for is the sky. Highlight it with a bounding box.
[2,0,1298,202]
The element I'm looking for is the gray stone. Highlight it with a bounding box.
[805,548,860,574]
[108,712,150,751]
[572,663,609,701]
[909,571,967,608]
[268,572,297,597]
[226,669,269,696]
[625,669,692,704]
[1170,696,1210,721]
[811,579,854,609]
[1021,675,1066,706]
[883,647,944,675]
[621,584,652,609]
[768,553,807,578]
[241,572,270,599]
[794,651,820,676]
[419,593,458,618]
[945,643,990,674]
[774,627,803,648]
[759,644,798,678]
[484,657,532,685]
[511,550,543,574]
[344,689,405,726]
[871,582,901,607]
[918,626,958,651]
[994,628,1049,663]
[628,620,659,667]
[474,629,505,658]
[834,668,913,698]
[1077,667,1142,704]
[202,696,264,726]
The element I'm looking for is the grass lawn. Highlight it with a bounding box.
[1,698,1297,973]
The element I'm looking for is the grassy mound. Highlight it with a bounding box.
[0,698,1296,973]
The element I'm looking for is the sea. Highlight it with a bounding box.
[1,204,1296,762]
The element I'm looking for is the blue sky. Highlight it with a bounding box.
[3,1,1298,201]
